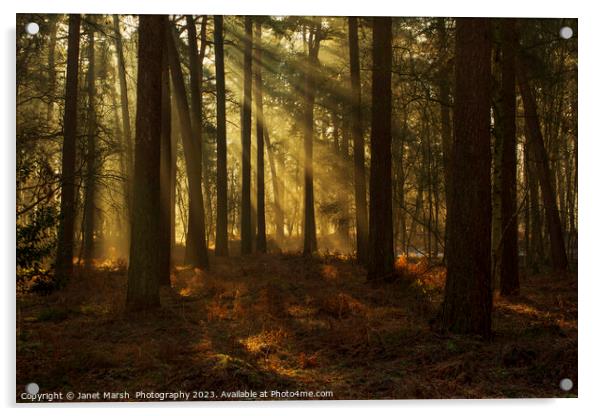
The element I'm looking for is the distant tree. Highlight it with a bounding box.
[348,16,368,265]
[214,15,229,257]
[126,15,166,310]
[55,14,81,282]
[255,19,267,253]
[441,18,493,337]
[241,16,253,255]
[367,17,394,282]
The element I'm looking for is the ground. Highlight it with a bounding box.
[16,252,577,401]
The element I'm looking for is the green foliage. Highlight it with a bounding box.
[16,206,58,284]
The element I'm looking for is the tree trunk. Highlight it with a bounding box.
[126,15,166,311]
[167,22,209,268]
[517,56,569,272]
[112,15,134,227]
[159,24,172,286]
[82,23,97,268]
[46,15,58,123]
[254,21,267,253]
[214,15,229,257]
[302,20,322,255]
[348,16,369,265]
[240,16,253,255]
[55,14,81,282]
[367,17,394,282]
[440,18,493,338]
[500,18,520,296]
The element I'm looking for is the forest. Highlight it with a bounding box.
[16,14,577,400]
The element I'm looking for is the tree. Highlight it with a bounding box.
[214,15,229,257]
[440,18,493,337]
[500,18,520,296]
[159,23,172,286]
[126,15,166,311]
[82,21,97,268]
[255,20,267,253]
[348,16,368,265]
[241,16,253,255]
[55,14,81,281]
[302,18,322,255]
[367,17,394,282]
[167,21,209,268]
[517,55,569,272]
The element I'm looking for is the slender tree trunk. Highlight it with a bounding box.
[302,20,321,255]
[348,17,369,264]
[159,25,172,286]
[500,18,520,296]
[240,16,253,255]
[82,23,97,268]
[167,23,209,268]
[517,57,569,272]
[55,14,81,281]
[112,15,134,228]
[46,15,58,123]
[214,15,229,257]
[367,17,394,282]
[264,126,284,243]
[440,18,493,338]
[126,15,166,311]
[254,20,267,253]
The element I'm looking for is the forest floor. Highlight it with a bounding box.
[16,252,577,401]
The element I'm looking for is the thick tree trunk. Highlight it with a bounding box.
[240,16,253,255]
[55,14,81,281]
[367,17,394,282]
[214,15,229,257]
[441,18,493,338]
[159,24,172,286]
[517,57,569,272]
[167,23,209,268]
[82,23,97,268]
[500,18,520,296]
[254,21,267,253]
[126,15,166,311]
[348,17,369,265]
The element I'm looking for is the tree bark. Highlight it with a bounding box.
[348,16,369,265]
[240,16,253,255]
[441,18,493,338]
[214,15,229,257]
[55,14,81,282]
[500,18,520,296]
[126,15,166,311]
[367,17,394,282]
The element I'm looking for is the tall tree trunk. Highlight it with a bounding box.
[126,15,166,311]
[214,15,229,257]
[82,23,97,268]
[348,16,369,264]
[264,126,284,243]
[46,15,58,123]
[112,15,134,230]
[159,24,172,286]
[302,19,322,255]
[55,14,81,281]
[367,17,394,282]
[240,16,253,255]
[500,18,520,296]
[517,57,569,272]
[254,20,267,253]
[167,23,209,268]
[440,18,493,338]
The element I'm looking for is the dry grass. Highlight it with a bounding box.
[16,252,577,401]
